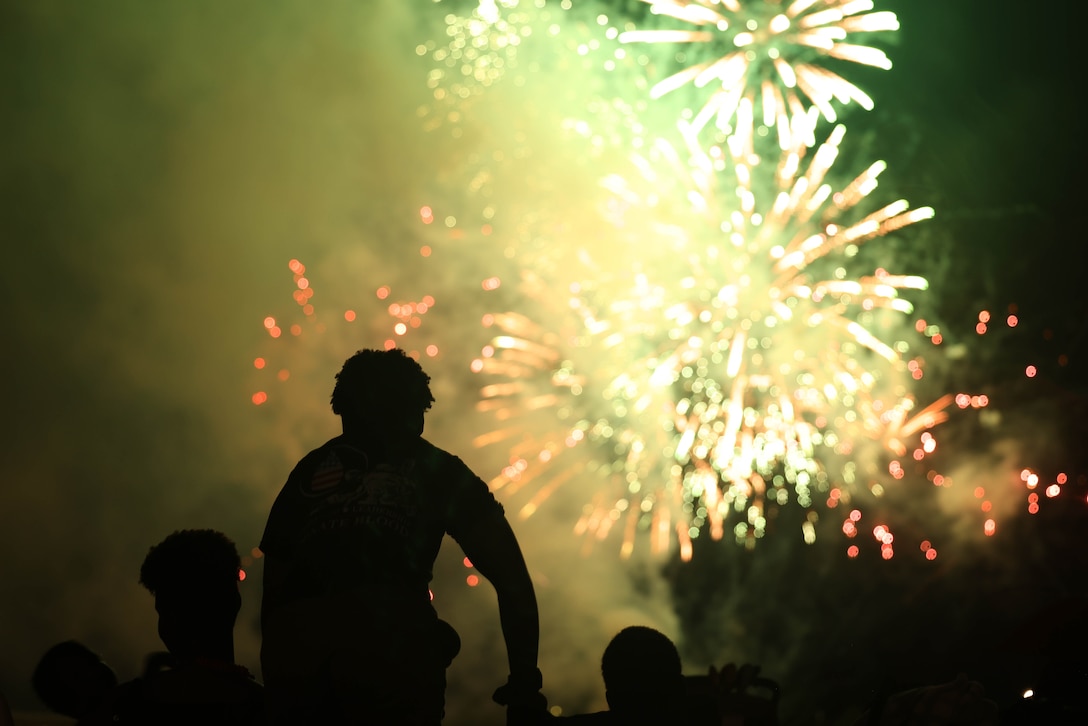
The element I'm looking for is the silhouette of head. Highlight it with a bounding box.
[31,640,118,718]
[331,348,434,438]
[601,626,685,723]
[139,529,242,659]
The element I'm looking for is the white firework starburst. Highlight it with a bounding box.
[619,0,900,146]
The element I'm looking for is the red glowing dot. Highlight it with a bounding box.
[974,487,985,498]
[976,323,987,335]
[847,545,859,558]
[920,540,931,551]
[1007,315,1018,327]
[931,334,942,345]
[925,549,937,561]
[1028,502,1039,514]
[426,344,438,357]
[1057,473,1068,484]
[290,324,302,336]
[420,246,432,257]
[981,501,992,512]
[277,369,290,381]
[463,557,473,568]
[915,319,926,332]
[1025,365,1037,378]
[849,509,861,522]
[269,327,281,338]
[384,339,396,350]
[252,392,268,405]
[376,286,390,299]
[978,310,990,323]
[263,316,276,329]
[238,568,246,582]
[933,475,945,486]
[881,547,894,560]
[466,575,480,587]
[1028,493,1039,504]
[297,277,310,290]
[410,317,422,328]
[254,358,266,369]
[288,259,303,273]
[344,310,356,322]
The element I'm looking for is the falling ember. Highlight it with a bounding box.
[619,0,900,143]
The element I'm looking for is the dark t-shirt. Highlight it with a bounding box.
[260,434,504,615]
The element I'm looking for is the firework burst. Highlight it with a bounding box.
[618,0,899,146]
[471,120,939,560]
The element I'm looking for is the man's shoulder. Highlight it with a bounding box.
[415,437,466,467]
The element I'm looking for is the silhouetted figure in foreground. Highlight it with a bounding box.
[598,625,686,725]
[31,640,119,724]
[551,626,778,726]
[260,347,543,725]
[108,528,264,725]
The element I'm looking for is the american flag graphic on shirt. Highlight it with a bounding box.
[306,451,344,494]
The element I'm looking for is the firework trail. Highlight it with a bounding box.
[249,1,1075,565]
[471,115,940,560]
[618,0,899,146]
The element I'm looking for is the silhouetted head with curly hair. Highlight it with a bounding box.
[140,529,242,660]
[331,348,434,439]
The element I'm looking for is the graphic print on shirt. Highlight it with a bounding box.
[299,450,420,545]
[302,450,346,496]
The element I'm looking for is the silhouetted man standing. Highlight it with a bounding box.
[260,348,544,724]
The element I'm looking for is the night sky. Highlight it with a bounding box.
[2,1,1086,724]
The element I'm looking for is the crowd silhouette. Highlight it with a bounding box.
[11,348,1081,725]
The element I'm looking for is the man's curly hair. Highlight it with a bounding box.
[331,348,435,418]
[139,529,241,607]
